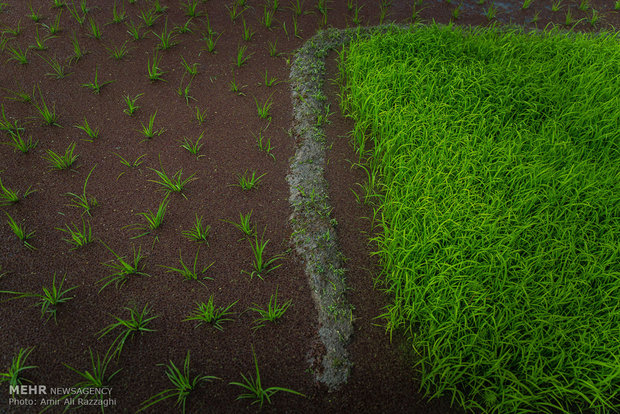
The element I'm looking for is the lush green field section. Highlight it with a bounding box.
[340,24,620,413]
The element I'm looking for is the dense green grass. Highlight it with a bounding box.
[340,24,620,413]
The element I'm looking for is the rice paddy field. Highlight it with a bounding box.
[340,24,620,413]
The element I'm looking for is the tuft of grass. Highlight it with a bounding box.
[180,55,199,76]
[148,160,196,198]
[180,131,205,159]
[241,17,255,42]
[97,304,157,357]
[124,196,169,239]
[28,3,43,22]
[159,249,214,286]
[267,40,279,57]
[195,106,208,125]
[87,16,102,39]
[233,170,266,191]
[30,26,56,51]
[225,1,247,21]
[201,31,221,54]
[260,70,280,87]
[139,6,160,27]
[0,273,77,323]
[3,129,37,153]
[228,72,247,96]
[182,214,210,243]
[56,219,93,250]
[230,346,305,407]
[138,111,165,139]
[64,165,97,215]
[114,152,146,180]
[235,44,252,67]
[522,0,533,9]
[32,85,60,126]
[70,31,86,63]
[42,10,62,34]
[242,229,284,280]
[222,211,255,239]
[177,74,197,105]
[183,295,237,331]
[125,19,143,40]
[5,43,28,64]
[2,85,33,103]
[122,93,143,116]
[153,17,178,50]
[62,346,121,407]
[43,142,78,170]
[81,67,115,94]
[138,351,219,414]
[181,0,201,17]
[248,286,292,330]
[74,117,99,141]
[261,5,274,29]
[0,176,34,206]
[253,129,275,161]
[40,54,71,79]
[97,243,150,292]
[0,347,37,395]
[253,94,273,119]
[68,1,86,24]
[110,0,126,23]
[106,40,130,60]
[147,50,166,81]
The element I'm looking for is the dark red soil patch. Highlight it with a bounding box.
[1,1,618,413]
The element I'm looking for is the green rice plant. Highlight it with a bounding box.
[342,25,620,414]
[28,3,43,22]
[106,40,130,60]
[589,8,599,27]
[260,70,279,87]
[292,15,301,38]
[254,130,275,161]
[248,286,291,330]
[521,0,533,8]
[174,18,194,34]
[125,19,143,40]
[242,229,284,280]
[234,170,266,191]
[288,0,305,16]
[241,17,255,42]
[222,211,255,239]
[616,0,620,11]
[159,249,213,286]
[201,31,221,53]
[39,54,70,79]
[451,3,461,20]
[32,86,60,126]
[43,142,78,170]
[30,26,55,51]
[62,346,121,407]
[2,19,20,36]
[261,5,274,29]
[56,219,93,249]
[182,214,210,243]
[110,0,126,23]
[484,2,496,19]
[3,129,38,153]
[0,177,34,206]
[230,346,304,407]
[153,18,178,50]
[195,106,208,125]
[180,131,205,159]
[152,0,167,13]
[253,94,273,119]
[81,67,115,94]
[183,295,237,330]
[0,347,37,395]
[114,152,146,179]
[77,0,93,14]
[552,0,561,11]
[51,0,66,8]
[68,2,86,24]
[181,0,201,17]
[0,105,24,136]
[177,74,197,105]
[180,56,199,76]
[70,31,86,63]
[74,117,99,140]
[147,50,166,81]
[138,111,165,139]
[97,243,150,292]
[139,7,160,27]
[531,10,540,22]
[64,165,97,215]
[5,212,34,249]
[122,93,143,116]
[138,351,219,414]
[0,273,77,323]
[2,85,33,102]
[148,162,196,197]
[97,304,157,357]
[235,44,252,67]
[379,0,390,24]
[42,10,62,34]
[225,1,246,21]
[228,72,247,95]
[351,3,363,25]
[203,12,215,36]
[5,44,28,64]
[267,40,278,57]
[124,196,169,239]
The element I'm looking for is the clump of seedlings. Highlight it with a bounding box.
[0,347,37,394]
[97,304,158,357]
[183,295,237,331]
[97,243,150,292]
